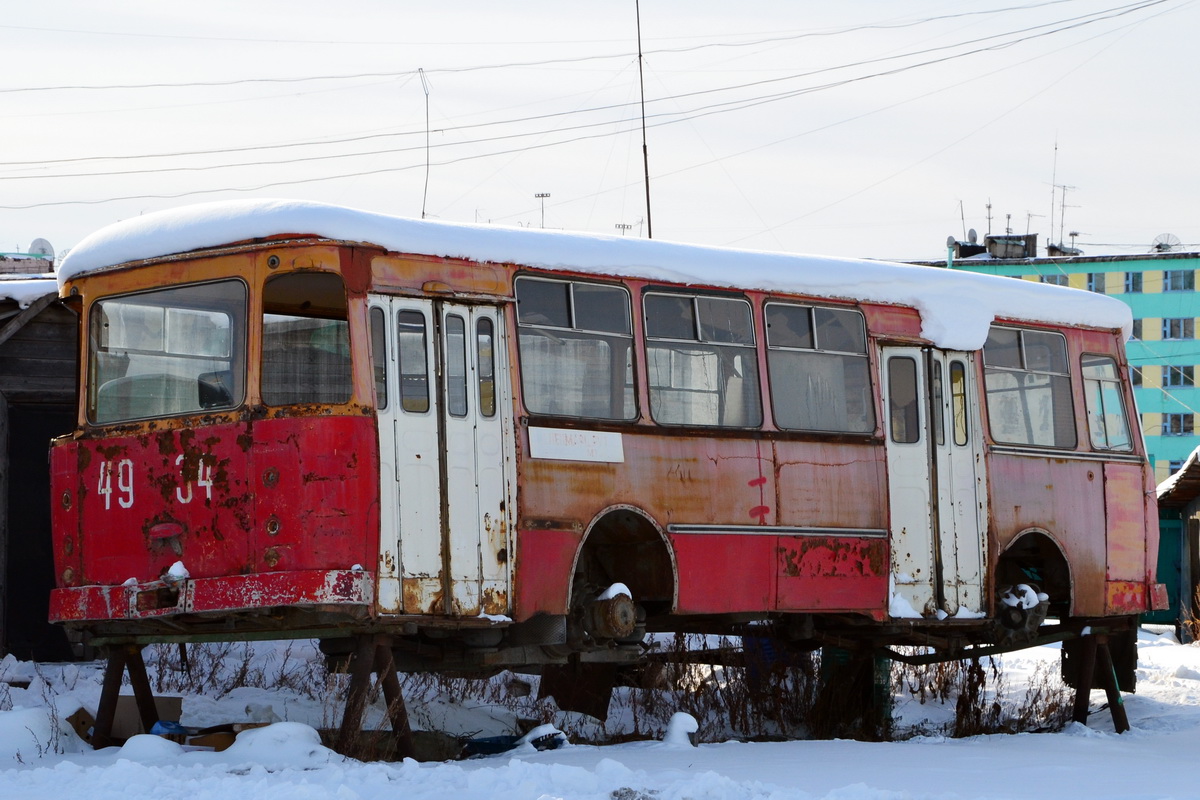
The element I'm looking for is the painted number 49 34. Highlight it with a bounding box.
[96,456,214,511]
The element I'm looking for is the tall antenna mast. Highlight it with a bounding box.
[636,0,653,238]
[1049,137,1058,246]
[419,68,431,220]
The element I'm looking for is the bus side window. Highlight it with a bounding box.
[644,293,761,428]
[982,326,1076,448]
[764,303,874,433]
[261,272,351,406]
[515,277,635,420]
[1082,354,1133,451]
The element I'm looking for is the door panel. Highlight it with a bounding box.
[882,347,987,618]
[372,296,514,617]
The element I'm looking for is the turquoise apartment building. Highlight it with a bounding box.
[915,245,1200,485]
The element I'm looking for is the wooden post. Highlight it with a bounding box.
[336,635,378,756]
[1096,637,1131,734]
[373,640,414,760]
[92,647,129,748]
[123,645,161,736]
[1070,633,1098,726]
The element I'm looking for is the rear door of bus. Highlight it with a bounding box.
[369,296,515,617]
[881,348,988,618]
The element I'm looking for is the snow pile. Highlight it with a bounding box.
[57,199,1132,351]
[4,630,1200,798]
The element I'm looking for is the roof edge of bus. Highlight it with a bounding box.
[57,234,380,281]
[56,198,1133,352]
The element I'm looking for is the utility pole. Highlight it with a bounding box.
[615,223,633,236]
[535,192,550,229]
[636,0,653,238]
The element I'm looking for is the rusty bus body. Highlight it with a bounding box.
[48,202,1164,677]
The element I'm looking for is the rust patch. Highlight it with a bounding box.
[481,587,508,616]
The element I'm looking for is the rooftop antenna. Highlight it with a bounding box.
[958,200,967,240]
[636,0,653,239]
[1057,184,1076,247]
[419,68,431,220]
[1049,137,1058,247]
[1153,233,1181,252]
[985,200,993,236]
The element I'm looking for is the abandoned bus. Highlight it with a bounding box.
[49,200,1163,684]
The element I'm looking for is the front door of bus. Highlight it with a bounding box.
[370,296,514,617]
[881,347,987,618]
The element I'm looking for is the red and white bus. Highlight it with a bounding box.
[49,200,1162,680]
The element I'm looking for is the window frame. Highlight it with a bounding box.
[643,289,762,428]
[514,275,637,421]
[1081,353,1134,452]
[1164,269,1195,292]
[981,325,1077,449]
[1163,318,1195,340]
[763,301,876,434]
[87,278,248,424]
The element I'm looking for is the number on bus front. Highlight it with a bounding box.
[97,458,134,510]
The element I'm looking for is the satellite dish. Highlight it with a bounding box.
[1152,233,1181,253]
[946,235,957,248]
[967,228,978,244]
[29,237,54,259]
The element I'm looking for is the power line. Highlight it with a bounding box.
[0,0,1098,94]
[2,0,1165,177]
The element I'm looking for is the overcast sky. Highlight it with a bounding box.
[3,0,1197,263]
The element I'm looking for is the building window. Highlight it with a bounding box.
[1169,459,1186,474]
[1164,365,1195,387]
[1164,269,1195,292]
[1131,319,1143,339]
[1125,272,1143,293]
[1164,413,1194,436]
[1039,274,1069,287]
[1087,273,1106,293]
[982,326,1076,448]
[1131,366,1143,386]
[1163,318,1195,340]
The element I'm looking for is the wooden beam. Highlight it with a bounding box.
[0,293,58,349]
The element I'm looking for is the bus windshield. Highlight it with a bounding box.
[88,280,246,423]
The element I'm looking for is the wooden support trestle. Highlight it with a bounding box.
[1070,633,1131,734]
[335,634,414,759]
[92,644,161,748]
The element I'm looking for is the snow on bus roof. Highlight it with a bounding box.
[57,198,1131,351]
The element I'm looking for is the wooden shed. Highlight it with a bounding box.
[0,275,77,661]
[1150,450,1200,640]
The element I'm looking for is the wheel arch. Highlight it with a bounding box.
[996,527,1075,618]
[567,504,678,614]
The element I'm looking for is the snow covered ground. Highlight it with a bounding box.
[2,629,1198,799]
